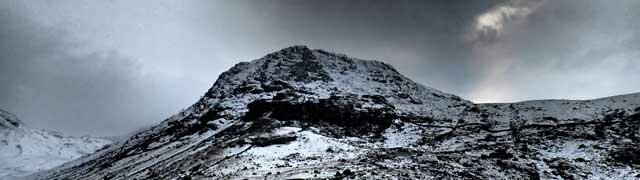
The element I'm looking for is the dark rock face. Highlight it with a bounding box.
[245,94,396,135]
[487,148,514,160]
[606,112,640,166]
[246,134,297,147]
[546,158,579,180]
[609,144,640,166]
[232,80,296,95]
[0,109,22,129]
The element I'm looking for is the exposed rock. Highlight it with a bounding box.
[609,143,640,166]
[0,109,21,130]
[244,95,395,135]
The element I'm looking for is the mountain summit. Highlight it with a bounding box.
[36,46,640,179]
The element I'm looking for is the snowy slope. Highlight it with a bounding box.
[0,109,111,179]
[35,46,640,179]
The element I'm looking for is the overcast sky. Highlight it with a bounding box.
[1,0,639,136]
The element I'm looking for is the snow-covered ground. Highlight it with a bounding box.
[0,109,110,179]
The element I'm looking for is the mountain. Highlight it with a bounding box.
[0,109,111,179]
[35,46,640,179]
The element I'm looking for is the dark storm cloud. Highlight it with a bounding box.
[202,0,640,102]
[0,6,197,136]
[198,0,501,95]
[2,0,640,136]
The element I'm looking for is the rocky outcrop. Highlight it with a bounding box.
[245,93,396,136]
[0,109,21,130]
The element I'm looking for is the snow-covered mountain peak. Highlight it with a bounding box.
[199,46,470,124]
[35,46,640,179]
[0,109,111,179]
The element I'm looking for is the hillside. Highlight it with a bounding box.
[34,46,640,179]
[0,109,111,179]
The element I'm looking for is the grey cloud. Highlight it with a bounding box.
[502,0,640,100]
[0,6,198,136]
